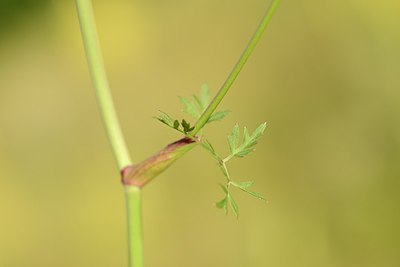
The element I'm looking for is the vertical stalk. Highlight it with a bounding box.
[75,1,143,267]
[125,186,144,267]
[75,0,132,169]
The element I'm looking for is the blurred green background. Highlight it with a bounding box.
[1,0,399,266]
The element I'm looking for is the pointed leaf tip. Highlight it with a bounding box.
[228,124,240,153]
[244,190,266,201]
[216,197,228,214]
[231,181,255,189]
[227,122,267,159]
[173,120,180,129]
[251,122,267,139]
[200,83,210,106]
[208,110,231,123]
[228,192,239,218]
[179,96,200,119]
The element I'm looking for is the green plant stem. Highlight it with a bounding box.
[125,186,144,267]
[192,0,280,135]
[75,1,143,267]
[75,0,132,169]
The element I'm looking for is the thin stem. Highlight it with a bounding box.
[223,154,234,163]
[125,186,144,267]
[75,0,132,169]
[75,1,142,267]
[192,0,280,135]
[222,162,231,182]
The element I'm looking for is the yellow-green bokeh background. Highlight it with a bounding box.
[1,0,399,266]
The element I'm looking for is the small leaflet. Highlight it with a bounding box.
[228,192,239,218]
[231,181,266,201]
[227,122,267,158]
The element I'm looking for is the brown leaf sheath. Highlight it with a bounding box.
[121,137,196,187]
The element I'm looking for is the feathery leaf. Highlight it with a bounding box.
[228,124,240,153]
[231,181,265,201]
[200,83,210,108]
[227,122,267,159]
[208,110,231,123]
[216,197,228,214]
[200,140,219,158]
[179,96,201,119]
[231,181,255,189]
[228,192,239,218]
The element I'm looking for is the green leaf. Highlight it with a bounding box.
[156,111,174,125]
[193,95,204,110]
[191,83,211,111]
[173,120,180,129]
[181,119,189,130]
[243,126,251,143]
[178,84,229,129]
[200,140,214,154]
[228,124,240,153]
[200,83,210,108]
[251,122,267,140]
[230,122,267,158]
[155,111,185,134]
[156,117,171,127]
[216,197,228,214]
[208,110,231,123]
[235,148,254,158]
[181,119,194,133]
[200,140,218,157]
[231,181,255,189]
[231,181,266,201]
[243,189,266,201]
[228,192,239,218]
[179,96,200,119]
